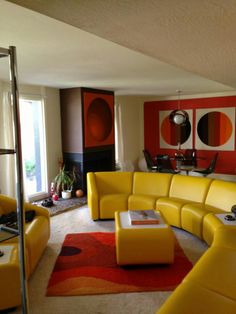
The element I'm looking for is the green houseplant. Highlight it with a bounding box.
[53,164,74,199]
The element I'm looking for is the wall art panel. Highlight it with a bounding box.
[195,107,235,151]
[82,89,114,148]
[159,110,193,149]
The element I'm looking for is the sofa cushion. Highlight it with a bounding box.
[202,212,226,245]
[156,197,189,227]
[169,175,212,203]
[157,280,236,314]
[100,194,130,219]
[132,172,173,196]
[128,194,157,210]
[205,180,236,211]
[184,245,236,301]
[181,203,209,238]
[95,171,133,195]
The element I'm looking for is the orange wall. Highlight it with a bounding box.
[144,95,236,174]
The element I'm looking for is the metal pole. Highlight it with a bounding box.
[9,46,29,313]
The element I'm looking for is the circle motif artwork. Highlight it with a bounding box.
[87,98,112,142]
[197,111,232,146]
[161,115,191,146]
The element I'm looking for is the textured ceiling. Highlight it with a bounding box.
[2,0,236,96]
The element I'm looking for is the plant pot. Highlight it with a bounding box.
[61,190,72,199]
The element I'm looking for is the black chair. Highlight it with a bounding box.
[193,153,218,177]
[143,149,158,172]
[156,154,180,174]
[182,149,197,167]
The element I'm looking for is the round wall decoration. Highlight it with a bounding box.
[87,97,113,142]
[197,111,232,147]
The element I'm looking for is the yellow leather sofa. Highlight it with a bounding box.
[0,194,50,310]
[87,171,236,314]
[157,226,236,314]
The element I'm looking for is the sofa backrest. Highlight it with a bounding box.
[205,179,236,211]
[169,175,212,202]
[132,172,173,196]
[95,171,133,195]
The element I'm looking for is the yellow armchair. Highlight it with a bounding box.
[0,194,50,310]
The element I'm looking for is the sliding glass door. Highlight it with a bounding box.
[20,97,47,201]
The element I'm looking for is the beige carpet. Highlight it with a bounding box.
[13,205,208,314]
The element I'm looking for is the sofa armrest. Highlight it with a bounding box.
[212,225,236,251]
[0,194,17,213]
[24,202,50,221]
[87,172,99,220]
[0,194,49,221]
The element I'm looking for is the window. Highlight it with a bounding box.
[19,97,47,201]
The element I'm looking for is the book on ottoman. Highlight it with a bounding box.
[128,210,159,225]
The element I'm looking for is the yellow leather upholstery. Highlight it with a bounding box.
[157,226,236,313]
[129,172,173,210]
[181,203,208,238]
[115,211,174,265]
[100,194,130,219]
[156,197,186,227]
[169,175,212,202]
[0,244,21,310]
[202,212,225,245]
[157,280,236,314]
[0,194,50,310]
[87,171,133,219]
[205,179,236,211]
[157,175,212,228]
[87,171,236,313]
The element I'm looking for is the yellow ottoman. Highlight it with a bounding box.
[0,243,21,310]
[115,211,174,265]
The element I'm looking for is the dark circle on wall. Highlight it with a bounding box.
[87,98,112,142]
[161,116,191,146]
[197,111,232,146]
[178,120,191,145]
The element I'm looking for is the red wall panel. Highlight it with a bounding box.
[144,95,236,175]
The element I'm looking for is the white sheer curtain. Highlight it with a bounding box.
[114,102,134,171]
[114,102,124,166]
[0,91,16,197]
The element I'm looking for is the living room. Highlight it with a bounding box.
[1,1,236,313]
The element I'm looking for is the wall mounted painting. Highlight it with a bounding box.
[195,107,235,151]
[159,110,193,149]
[82,89,114,148]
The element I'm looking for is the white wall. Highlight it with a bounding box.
[0,81,62,198]
[115,96,146,170]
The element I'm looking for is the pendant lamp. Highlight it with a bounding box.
[169,90,189,125]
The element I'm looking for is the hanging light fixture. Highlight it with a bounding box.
[169,90,189,125]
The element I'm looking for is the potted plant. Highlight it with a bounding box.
[53,164,74,199]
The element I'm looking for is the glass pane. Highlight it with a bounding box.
[20,98,47,197]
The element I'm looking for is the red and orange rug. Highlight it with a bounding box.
[46,232,192,296]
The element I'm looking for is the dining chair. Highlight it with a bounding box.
[193,153,218,177]
[156,154,180,174]
[182,149,197,167]
[142,149,158,172]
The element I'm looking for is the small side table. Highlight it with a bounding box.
[203,212,236,245]
[115,211,174,265]
[215,213,236,226]
[0,243,21,311]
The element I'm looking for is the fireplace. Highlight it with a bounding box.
[60,87,115,191]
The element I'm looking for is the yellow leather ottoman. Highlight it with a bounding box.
[115,211,174,265]
[0,243,21,310]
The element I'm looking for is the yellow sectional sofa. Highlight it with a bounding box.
[0,194,50,310]
[157,226,236,314]
[87,171,236,314]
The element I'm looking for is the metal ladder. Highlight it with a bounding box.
[0,46,28,313]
